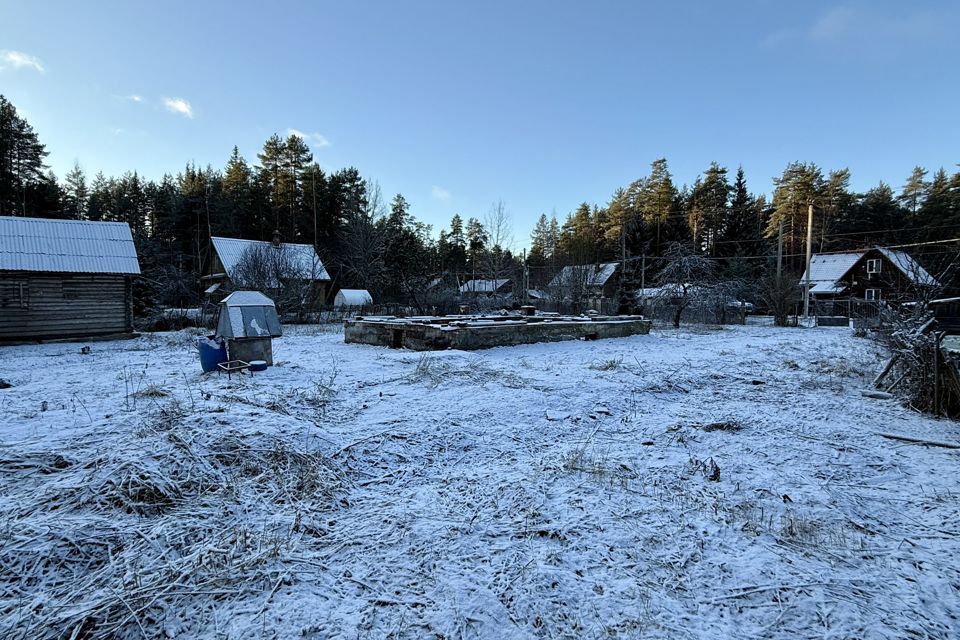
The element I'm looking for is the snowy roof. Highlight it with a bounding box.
[221,291,276,307]
[0,216,141,275]
[800,249,938,294]
[334,289,373,307]
[549,262,620,289]
[211,236,330,282]
[460,279,511,294]
[800,252,864,294]
[877,248,938,287]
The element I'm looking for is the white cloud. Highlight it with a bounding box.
[114,94,145,103]
[431,185,451,201]
[287,128,331,147]
[763,4,954,49]
[163,97,193,118]
[0,50,45,73]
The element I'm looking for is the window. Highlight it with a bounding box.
[1,281,29,309]
[866,258,882,274]
[865,288,881,301]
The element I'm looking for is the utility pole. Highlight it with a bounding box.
[802,203,814,319]
[776,217,784,285]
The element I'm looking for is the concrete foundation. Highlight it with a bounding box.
[226,337,274,365]
[344,314,652,351]
[816,315,851,327]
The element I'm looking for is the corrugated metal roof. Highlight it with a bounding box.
[549,262,620,289]
[211,236,330,282]
[0,216,141,275]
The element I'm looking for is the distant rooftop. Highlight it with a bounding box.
[549,262,620,289]
[460,278,510,294]
[211,236,330,283]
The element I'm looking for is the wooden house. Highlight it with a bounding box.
[459,279,512,298]
[548,262,621,306]
[0,216,141,340]
[800,248,938,304]
[203,234,330,305]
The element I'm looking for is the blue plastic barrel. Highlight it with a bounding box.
[197,335,227,372]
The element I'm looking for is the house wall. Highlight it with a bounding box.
[0,271,132,340]
[834,250,919,302]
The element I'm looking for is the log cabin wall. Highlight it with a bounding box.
[0,271,132,340]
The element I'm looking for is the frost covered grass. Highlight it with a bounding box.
[0,323,958,638]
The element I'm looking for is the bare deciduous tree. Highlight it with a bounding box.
[232,244,321,319]
[760,271,800,327]
[656,243,716,328]
[338,180,387,294]
[484,199,515,284]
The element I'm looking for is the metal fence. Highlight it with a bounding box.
[811,299,883,322]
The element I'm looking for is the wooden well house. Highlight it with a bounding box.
[0,216,141,341]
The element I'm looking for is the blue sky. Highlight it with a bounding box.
[1,1,958,244]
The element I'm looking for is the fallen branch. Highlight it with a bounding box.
[877,433,960,450]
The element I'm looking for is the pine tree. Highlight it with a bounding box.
[918,168,952,242]
[765,162,825,269]
[900,166,929,216]
[465,217,487,276]
[0,95,51,216]
[528,213,551,267]
[222,146,254,238]
[716,167,764,276]
[688,162,731,255]
[440,214,468,274]
[86,172,113,222]
[257,134,286,233]
[62,162,88,220]
[637,158,680,256]
[820,169,855,250]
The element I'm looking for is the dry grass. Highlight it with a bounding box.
[0,400,348,639]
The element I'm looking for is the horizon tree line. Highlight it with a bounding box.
[3,94,960,313]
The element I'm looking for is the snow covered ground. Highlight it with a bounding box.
[1,323,958,639]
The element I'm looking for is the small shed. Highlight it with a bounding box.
[215,291,281,365]
[0,216,141,340]
[334,289,373,308]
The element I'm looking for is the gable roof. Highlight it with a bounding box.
[334,289,373,306]
[877,248,938,287]
[460,278,511,294]
[800,248,938,294]
[549,262,620,289]
[211,236,330,282]
[0,216,141,275]
[221,290,276,307]
[800,252,864,294]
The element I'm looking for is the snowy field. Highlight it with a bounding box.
[1,324,958,639]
